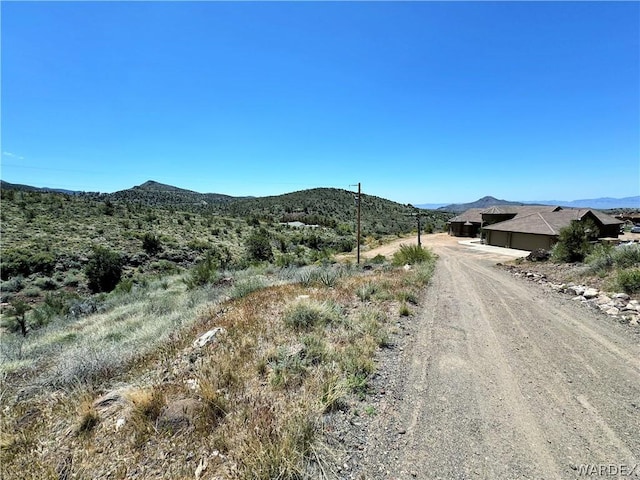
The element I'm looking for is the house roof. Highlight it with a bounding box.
[482,205,562,216]
[450,205,560,224]
[483,209,623,236]
[448,208,484,224]
[586,209,625,226]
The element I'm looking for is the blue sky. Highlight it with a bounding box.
[1,1,638,204]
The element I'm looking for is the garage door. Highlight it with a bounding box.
[511,233,551,251]
[487,230,509,248]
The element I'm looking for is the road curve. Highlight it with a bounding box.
[361,239,640,479]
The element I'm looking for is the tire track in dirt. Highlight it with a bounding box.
[358,238,640,479]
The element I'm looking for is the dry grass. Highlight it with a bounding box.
[1,253,436,479]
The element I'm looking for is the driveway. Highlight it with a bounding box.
[357,234,640,479]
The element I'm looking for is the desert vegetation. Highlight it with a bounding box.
[0,182,442,478]
[544,220,640,294]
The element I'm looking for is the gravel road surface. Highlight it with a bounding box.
[357,235,640,479]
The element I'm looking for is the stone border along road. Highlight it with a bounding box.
[350,233,640,479]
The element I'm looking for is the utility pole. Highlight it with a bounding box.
[356,183,361,264]
[405,205,422,247]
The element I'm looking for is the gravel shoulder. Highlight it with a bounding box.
[349,235,640,479]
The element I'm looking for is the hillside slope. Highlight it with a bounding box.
[109,180,240,207]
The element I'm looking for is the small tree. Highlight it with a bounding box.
[551,219,599,263]
[85,246,123,293]
[142,232,162,255]
[184,251,220,289]
[246,228,274,262]
[7,299,30,336]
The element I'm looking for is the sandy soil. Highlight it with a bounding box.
[351,234,640,479]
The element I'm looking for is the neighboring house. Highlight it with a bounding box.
[480,205,562,227]
[483,209,623,251]
[615,212,640,225]
[447,208,484,237]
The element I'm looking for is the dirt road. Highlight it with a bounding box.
[358,234,640,479]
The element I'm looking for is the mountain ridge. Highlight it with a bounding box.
[2,180,637,211]
[435,195,640,212]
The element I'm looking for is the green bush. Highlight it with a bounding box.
[85,246,124,293]
[23,286,41,297]
[392,244,435,266]
[184,252,220,289]
[615,268,640,294]
[30,291,77,328]
[3,299,30,336]
[283,300,341,330]
[34,277,58,291]
[585,244,613,274]
[246,228,274,262]
[551,220,598,263]
[1,276,24,293]
[1,248,56,280]
[611,244,640,269]
[230,277,266,299]
[142,232,162,255]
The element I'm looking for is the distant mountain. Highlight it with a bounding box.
[438,196,527,213]
[0,180,81,195]
[524,196,640,210]
[415,203,448,210]
[435,195,640,213]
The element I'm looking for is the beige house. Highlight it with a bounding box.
[482,209,623,251]
[447,208,484,237]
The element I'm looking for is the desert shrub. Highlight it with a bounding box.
[63,272,81,287]
[85,246,124,293]
[3,299,30,336]
[369,254,386,264]
[149,260,179,274]
[357,282,377,302]
[142,232,162,255]
[30,291,78,328]
[275,252,309,268]
[585,243,639,275]
[551,220,598,263]
[209,244,233,269]
[405,260,437,286]
[0,248,56,280]
[184,251,220,289]
[397,291,419,305]
[231,277,266,299]
[187,238,210,252]
[283,300,342,330]
[611,243,640,269]
[245,228,274,263]
[615,268,640,294]
[392,244,435,266]
[315,267,340,287]
[585,244,613,274]
[1,276,24,293]
[23,286,41,298]
[115,278,134,294]
[34,277,58,291]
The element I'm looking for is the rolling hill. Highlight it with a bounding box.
[108,180,242,207]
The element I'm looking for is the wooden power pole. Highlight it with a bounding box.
[405,206,422,247]
[356,182,361,264]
